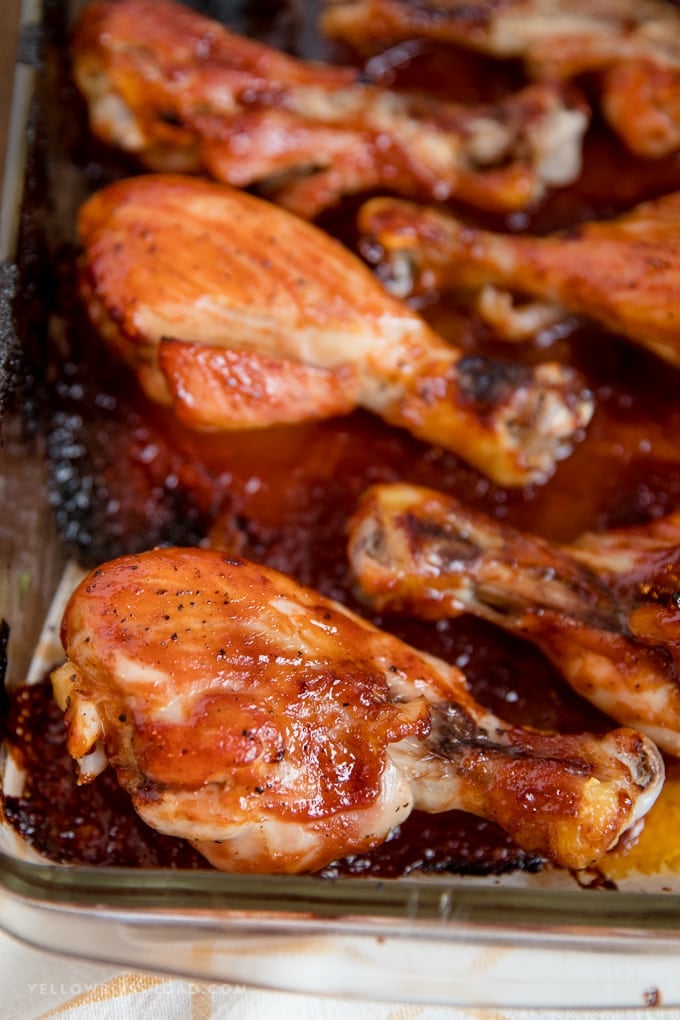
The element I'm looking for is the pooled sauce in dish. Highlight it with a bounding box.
[4,4,680,875]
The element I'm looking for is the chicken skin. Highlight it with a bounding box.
[349,482,680,755]
[72,0,589,217]
[322,0,680,158]
[77,175,593,487]
[359,192,680,367]
[52,547,664,873]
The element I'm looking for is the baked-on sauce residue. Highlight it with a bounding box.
[5,6,680,875]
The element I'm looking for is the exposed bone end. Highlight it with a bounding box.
[359,233,423,300]
[358,196,473,299]
[348,481,622,631]
[51,661,78,713]
[455,81,590,210]
[525,105,589,187]
[459,83,590,204]
[618,719,680,762]
[507,362,594,483]
[347,483,482,617]
[396,708,666,870]
[51,661,108,783]
[384,354,594,486]
[456,356,594,486]
[482,725,666,870]
[604,728,666,833]
[476,285,573,343]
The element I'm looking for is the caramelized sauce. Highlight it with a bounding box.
[2,680,204,868]
[4,8,680,876]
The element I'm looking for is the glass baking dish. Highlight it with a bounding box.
[3,0,680,1007]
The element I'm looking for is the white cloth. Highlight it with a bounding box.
[2,929,680,1020]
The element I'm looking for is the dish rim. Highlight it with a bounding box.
[3,0,680,1004]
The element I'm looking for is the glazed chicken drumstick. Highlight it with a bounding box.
[359,192,680,367]
[52,547,664,873]
[349,482,680,755]
[77,175,592,487]
[322,0,680,158]
[72,0,589,217]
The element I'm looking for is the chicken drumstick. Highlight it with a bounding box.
[349,482,680,755]
[78,175,593,487]
[52,547,664,873]
[72,0,589,217]
[359,192,680,368]
[322,0,680,158]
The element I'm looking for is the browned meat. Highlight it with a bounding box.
[359,192,680,368]
[77,174,594,487]
[349,481,680,754]
[72,0,589,216]
[52,547,664,872]
[322,0,680,158]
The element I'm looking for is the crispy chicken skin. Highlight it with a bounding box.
[77,175,593,487]
[359,193,680,367]
[52,547,664,873]
[322,0,680,158]
[349,482,680,755]
[72,0,589,216]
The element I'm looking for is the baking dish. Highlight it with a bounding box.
[3,0,680,1007]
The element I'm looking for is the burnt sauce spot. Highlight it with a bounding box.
[403,511,480,565]
[429,701,486,757]
[456,355,532,412]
